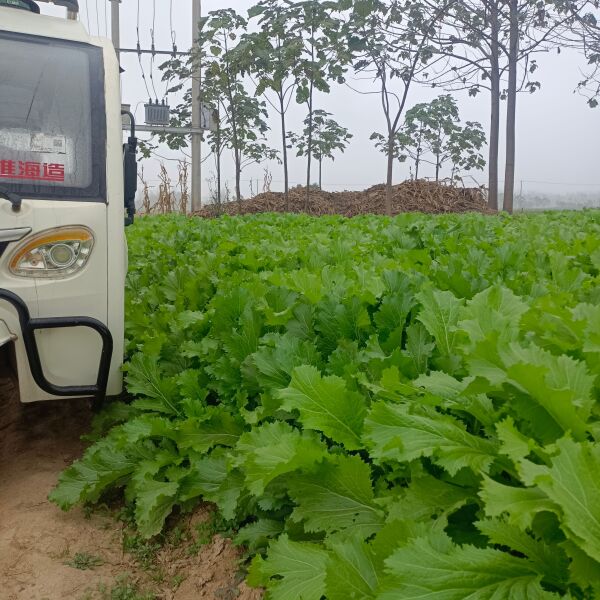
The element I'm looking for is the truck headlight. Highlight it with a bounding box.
[9,226,95,278]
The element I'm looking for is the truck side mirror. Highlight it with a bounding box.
[121,110,138,226]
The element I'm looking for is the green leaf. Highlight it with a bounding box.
[135,478,179,538]
[501,344,590,441]
[248,534,328,600]
[248,334,321,389]
[385,473,473,522]
[178,451,228,503]
[279,365,367,450]
[476,518,569,589]
[479,476,557,532]
[378,532,559,599]
[405,322,434,374]
[234,519,284,552]
[287,455,384,537]
[416,288,462,357]
[177,410,245,451]
[49,436,138,509]
[526,437,600,563]
[457,285,528,347]
[126,354,181,416]
[325,534,381,599]
[374,291,414,335]
[561,540,600,594]
[573,303,600,353]
[234,421,326,495]
[364,401,497,475]
[414,370,466,399]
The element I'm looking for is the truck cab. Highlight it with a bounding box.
[0,0,131,405]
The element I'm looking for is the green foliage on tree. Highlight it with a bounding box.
[285,0,351,206]
[288,110,353,189]
[372,96,486,182]
[156,8,278,204]
[242,0,305,207]
[343,0,456,214]
[197,9,279,203]
[425,0,585,211]
[567,1,600,107]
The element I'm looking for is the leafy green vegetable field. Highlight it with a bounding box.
[52,211,600,599]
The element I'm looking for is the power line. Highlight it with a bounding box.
[148,0,160,101]
[170,0,177,48]
[118,48,191,56]
[83,0,90,33]
[520,179,600,187]
[136,0,152,100]
[94,0,99,36]
[164,0,178,100]
[104,0,108,38]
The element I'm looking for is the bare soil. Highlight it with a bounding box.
[0,368,261,600]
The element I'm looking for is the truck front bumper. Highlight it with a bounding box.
[0,288,113,406]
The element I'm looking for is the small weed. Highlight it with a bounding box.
[166,524,188,547]
[171,574,185,590]
[214,584,240,600]
[97,574,156,600]
[116,504,137,528]
[187,513,234,556]
[66,552,104,570]
[122,532,161,570]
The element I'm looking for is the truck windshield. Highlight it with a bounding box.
[0,32,106,201]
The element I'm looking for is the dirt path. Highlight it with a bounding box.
[0,370,261,600]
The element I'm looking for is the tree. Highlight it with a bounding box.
[446,120,487,180]
[243,0,304,208]
[200,10,280,203]
[156,9,278,204]
[288,109,353,189]
[426,0,582,212]
[287,0,350,207]
[372,95,486,182]
[562,1,600,106]
[344,0,455,215]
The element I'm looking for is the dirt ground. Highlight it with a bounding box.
[0,366,262,600]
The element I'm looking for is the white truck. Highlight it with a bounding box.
[0,0,135,406]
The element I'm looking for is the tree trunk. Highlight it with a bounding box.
[319,157,322,190]
[305,17,315,211]
[279,92,290,210]
[216,115,222,205]
[503,0,519,214]
[235,150,242,209]
[305,80,314,210]
[415,130,422,179]
[488,0,500,211]
[386,135,394,215]
[435,126,442,182]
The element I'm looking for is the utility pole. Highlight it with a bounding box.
[110,0,121,58]
[191,0,202,211]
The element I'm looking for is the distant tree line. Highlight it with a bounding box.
[151,0,599,214]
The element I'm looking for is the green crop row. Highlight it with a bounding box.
[52,211,600,599]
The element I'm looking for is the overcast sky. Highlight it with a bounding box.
[40,0,600,203]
